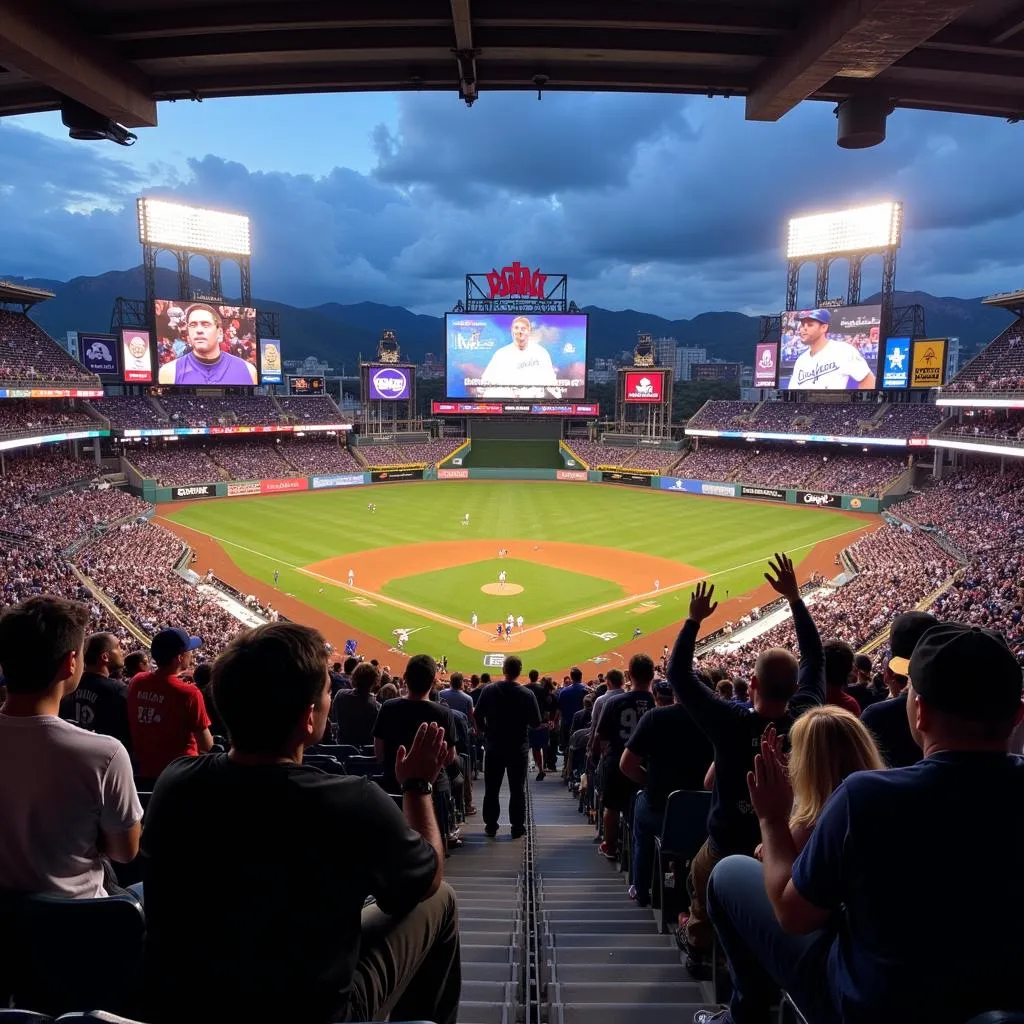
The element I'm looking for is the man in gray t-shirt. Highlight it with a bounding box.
[439,672,475,724]
[0,597,142,898]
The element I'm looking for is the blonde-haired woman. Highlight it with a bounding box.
[753,706,884,858]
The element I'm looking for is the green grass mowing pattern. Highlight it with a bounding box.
[162,481,874,668]
[381,559,625,625]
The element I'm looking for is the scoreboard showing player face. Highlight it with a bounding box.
[445,312,588,401]
[779,304,881,390]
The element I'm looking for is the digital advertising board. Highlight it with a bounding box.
[623,370,666,403]
[367,365,413,401]
[753,342,779,388]
[910,338,948,388]
[79,333,119,378]
[431,401,599,417]
[289,375,325,394]
[881,337,911,389]
[259,339,283,384]
[121,329,154,383]
[779,305,881,390]
[154,300,258,386]
[445,312,587,401]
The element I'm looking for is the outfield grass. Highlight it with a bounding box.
[162,481,873,668]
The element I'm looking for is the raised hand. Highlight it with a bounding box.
[746,729,793,824]
[395,721,449,785]
[764,552,800,603]
[688,580,718,623]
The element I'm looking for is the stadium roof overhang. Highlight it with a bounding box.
[1,0,1024,137]
[0,279,56,307]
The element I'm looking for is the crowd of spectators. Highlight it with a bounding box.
[76,520,245,656]
[93,396,169,428]
[674,445,752,480]
[357,439,464,468]
[939,409,1024,441]
[159,395,281,427]
[944,322,1024,393]
[0,399,99,438]
[685,401,758,429]
[277,395,348,423]
[208,442,293,480]
[562,440,638,468]
[0,310,100,386]
[277,437,362,474]
[122,445,223,487]
[0,486,148,549]
[871,404,949,436]
[0,449,99,503]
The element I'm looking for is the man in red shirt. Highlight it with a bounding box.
[823,640,861,717]
[128,628,214,786]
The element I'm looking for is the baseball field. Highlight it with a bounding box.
[158,481,877,673]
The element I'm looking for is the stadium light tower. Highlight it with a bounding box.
[135,197,253,311]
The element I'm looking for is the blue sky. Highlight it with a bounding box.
[2,91,1023,317]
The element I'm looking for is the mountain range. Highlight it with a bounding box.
[7,266,1013,368]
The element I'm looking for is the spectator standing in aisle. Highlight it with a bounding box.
[556,667,588,756]
[332,662,381,748]
[0,597,142,897]
[668,555,824,976]
[128,628,214,788]
[141,622,460,1024]
[59,631,132,752]
[861,612,937,768]
[474,656,541,838]
[704,622,1024,1024]
[525,669,555,780]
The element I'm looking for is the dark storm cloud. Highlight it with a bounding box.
[1,96,1023,317]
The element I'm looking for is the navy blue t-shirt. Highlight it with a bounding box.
[556,682,588,728]
[792,752,1024,1024]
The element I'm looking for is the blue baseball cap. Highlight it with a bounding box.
[151,627,203,665]
[799,309,832,325]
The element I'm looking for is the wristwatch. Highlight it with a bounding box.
[401,778,434,795]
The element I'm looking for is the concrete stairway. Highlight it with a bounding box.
[444,781,523,1024]
[530,778,716,1024]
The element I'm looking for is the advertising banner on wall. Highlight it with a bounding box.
[753,343,779,388]
[259,339,283,384]
[371,469,424,482]
[438,468,470,480]
[367,365,412,400]
[740,485,786,501]
[260,478,308,494]
[881,337,911,389]
[602,470,652,487]
[659,477,710,494]
[556,469,588,482]
[796,490,841,508]
[79,333,119,377]
[311,473,366,489]
[122,329,154,383]
[702,481,738,497]
[623,370,666,403]
[171,484,216,500]
[910,338,948,388]
[227,480,262,496]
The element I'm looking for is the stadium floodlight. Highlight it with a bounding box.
[786,201,902,259]
[137,197,251,256]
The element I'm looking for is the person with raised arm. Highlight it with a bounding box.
[666,554,824,977]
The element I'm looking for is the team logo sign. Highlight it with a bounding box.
[483,653,506,668]
[579,629,618,641]
[369,367,411,400]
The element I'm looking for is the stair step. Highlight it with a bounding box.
[462,931,515,945]
[550,962,692,985]
[549,933,675,948]
[556,1003,714,1024]
[552,982,704,1003]
[551,946,681,965]
[462,980,516,1002]
[463,962,518,983]
[458,999,511,1024]
[546,918,657,934]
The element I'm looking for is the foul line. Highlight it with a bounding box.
[157,516,873,639]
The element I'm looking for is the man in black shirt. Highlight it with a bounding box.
[621,686,712,906]
[595,654,657,859]
[668,554,824,972]
[475,655,541,838]
[374,656,457,795]
[141,622,460,1024]
[332,661,380,747]
[846,653,885,711]
[861,611,936,768]
[525,668,553,780]
[59,631,132,752]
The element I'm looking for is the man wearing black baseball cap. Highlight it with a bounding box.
[861,611,936,767]
[699,622,1024,1024]
[128,627,214,786]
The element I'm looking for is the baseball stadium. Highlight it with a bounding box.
[1,5,1023,1024]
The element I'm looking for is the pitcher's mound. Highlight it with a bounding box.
[480,582,524,596]
[459,627,546,652]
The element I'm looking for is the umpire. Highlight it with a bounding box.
[474,655,541,839]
